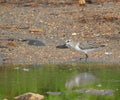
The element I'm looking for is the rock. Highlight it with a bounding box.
[46,91,62,95]
[3,99,8,100]
[0,46,8,48]
[7,42,18,47]
[74,89,114,96]
[14,92,44,100]
[22,68,29,72]
[72,32,77,36]
[86,0,92,3]
[56,44,68,49]
[78,0,86,5]
[27,39,45,46]
[0,0,6,3]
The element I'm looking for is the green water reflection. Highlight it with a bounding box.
[0,63,120,100]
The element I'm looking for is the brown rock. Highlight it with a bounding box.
[7,42,18,47]
[14,92,44,100]
[0,0,6,3]
[78,0,86,5]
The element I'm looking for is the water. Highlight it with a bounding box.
[0,63,120,100]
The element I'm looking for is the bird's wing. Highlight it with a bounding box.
[78,42,105,50]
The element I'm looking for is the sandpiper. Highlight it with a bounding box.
[65,39,105,62]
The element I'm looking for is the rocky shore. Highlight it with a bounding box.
[0,1,120,65]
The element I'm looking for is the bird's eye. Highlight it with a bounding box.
[66,40,70,43]
[67,40,69,42]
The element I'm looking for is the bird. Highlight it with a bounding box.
[65,39,105,62]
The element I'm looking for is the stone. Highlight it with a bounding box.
[74,89,114,96]
[14,92,44,100]
[78,0,86,5]
[27,39,45,46]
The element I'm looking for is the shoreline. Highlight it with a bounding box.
[0,2,120,65]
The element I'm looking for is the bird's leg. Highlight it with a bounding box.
[79,54,84,60]
[79,53,88,61]
[85,53,88,62]
[79,57,84,60]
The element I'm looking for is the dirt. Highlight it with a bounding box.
[0,1,120,65]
